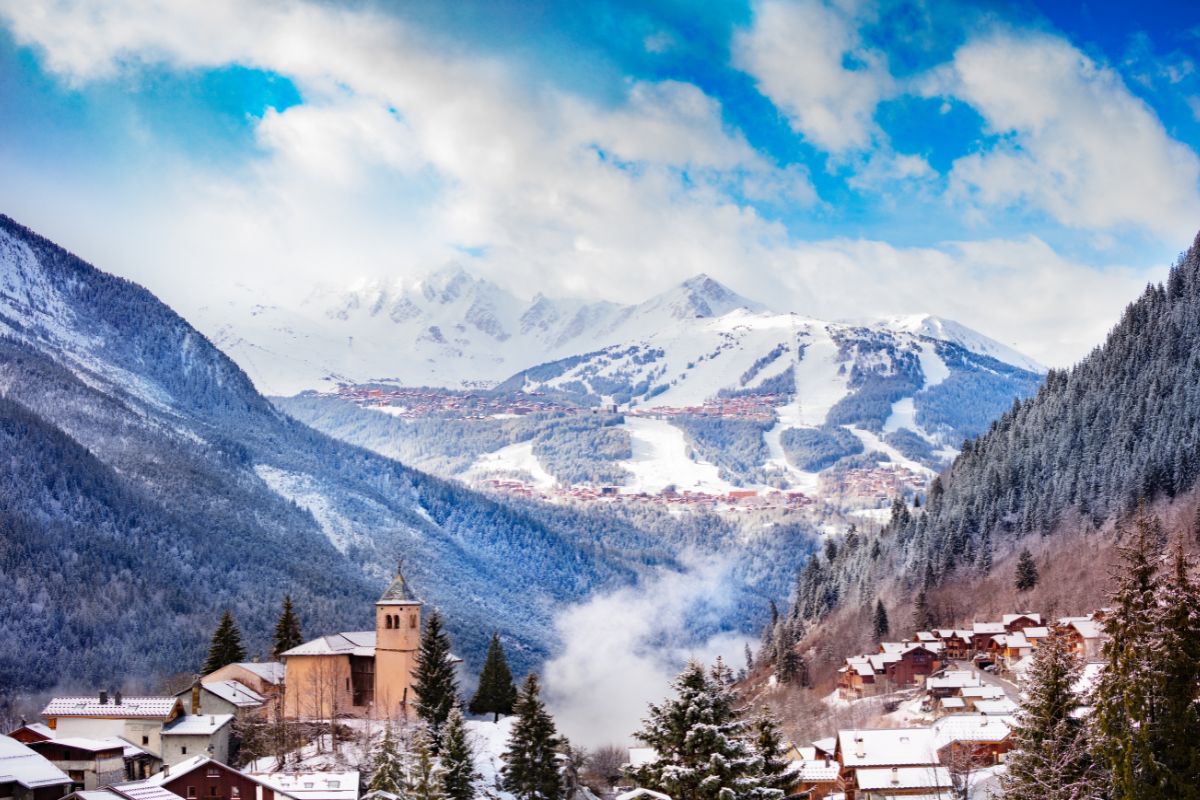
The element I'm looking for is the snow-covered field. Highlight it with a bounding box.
[464,441,558,489]
[618,417,742,494]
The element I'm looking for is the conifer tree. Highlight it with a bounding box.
[469,633,517,722]
[367,727,407,795]
[872,600,889,642]
[912,589,934,632]
[1091,510,1163,799]
[502,674,564,800]
[746,713,789,800]
[414,609,461,751]
[408,726,447,800]
[1144,537,1200,797]
[773,622,799,684]
[271,595,303,660]
[203,609,246,674]
[440,708,479,800]
[627,660,757,800]
[1015,549,1039,592]
[1001,632,1094,800]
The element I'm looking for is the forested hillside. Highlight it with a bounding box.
[774,232,1200,663]
[0,215,805,695]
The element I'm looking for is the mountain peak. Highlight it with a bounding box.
[642,273,766,320]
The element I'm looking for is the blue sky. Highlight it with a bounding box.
[0,0,1198,365]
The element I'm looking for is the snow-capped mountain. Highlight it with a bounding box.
[194,265,1042,399]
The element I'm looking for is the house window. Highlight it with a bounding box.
[182,746,188,755]
[410,614,417,629]
[142,736,150,745]
[385,615,392,629]
[232,789,240,799]
[188,788,196,798]
[210,786,218,797]
[207,769,220,778]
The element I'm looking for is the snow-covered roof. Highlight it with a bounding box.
[972,622,1005,635]
[77,790,125,800]
[33,737,125,753]
[915,632,937,642]
[794,759,839,782]
[854,766,953,791]
[378,570,421,604]
[7,723,53,740]
[1003,613,1041,626]
[846,657,875,677]
[42,697,180,719]
[162,715,233,736]
[1023,626,1050,639]
[615,789,671,800]
[837,728,939,768]
[145,756,293,798]
[1006,633,1031,648]
[926,672,980,690]
[245,771,359,800]
[0,736,72,789]
[934,629,972,641]
[866,653,902,671]
[230,662,286,685]
[1067,619,1104,639]
[283,631,377,658]
[932,713,1012,746]
[112,781,189,800]
[959,686,1005,699]
[197,681,265,708]
[940,697,966,709]
[812,737,836,756]
[973,699,1019,716]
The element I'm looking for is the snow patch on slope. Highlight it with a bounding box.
[619,417,741,494]
[254,464,370,553]
[463,441,558,489]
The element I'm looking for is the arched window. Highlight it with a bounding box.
[385,615,393,629]
[393,614,400,629]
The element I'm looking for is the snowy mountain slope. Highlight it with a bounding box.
[0,214,801,692]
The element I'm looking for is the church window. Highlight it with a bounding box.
[410,614,417,629]
[385,615,392,629]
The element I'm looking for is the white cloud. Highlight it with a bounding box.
[942,30,1200,240]
[542,555,750,748]
[733,0,893,153]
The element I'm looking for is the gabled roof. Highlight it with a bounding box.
[1067,619,1104,639]
[1003,613,1042,626]
[794,759,839,782]
[30,737,124,754]
[111,781,189,800]
[972,622,1005,635]
[42,697,180,720]
[932,713,1013,746]
[283,631,376,658]
[194,680,265,708]
[244,771,359,800]
[0,735,72,789]
[973,698,1020,715]
[960,686,1005,699]
[1023,626,1050,639]
[378,569,420,605]
[7,723,53,741]
[143,756,297,799]
[220,662,285,686]
[837,728,939,768]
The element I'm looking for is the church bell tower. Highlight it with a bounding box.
[374,565,422,720]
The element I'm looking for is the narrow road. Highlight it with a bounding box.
[949,659,1022,703]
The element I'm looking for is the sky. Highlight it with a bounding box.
[1,0,1199,366]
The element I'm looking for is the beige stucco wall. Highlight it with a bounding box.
[282,655,357,720]
[374,604,420,722]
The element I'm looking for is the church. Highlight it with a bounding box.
[280,569,424,721]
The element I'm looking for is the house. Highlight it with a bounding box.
[835,729,943,800]
[1058,618,1106,661]
[791,757,839,799]
[854,766,954,798]
[243,773,358,800]
[176,683,265,719]
[159,716,233,767]
[4,728,52,747]
[972,699,1019,716]
[200,665,283,701]
[838,658,877,699]
[880,645,941,688]
[1001,632,1034,664]
[26,739,125,791]
[970,622,1006,652]
[41,696,183,759]
[932,713,1014,768]
[925,671,980,699]
[139,756,296,800]
[0,735,74,800]
[1002,613,1042,634]
[1021,626,1050,648]
[932,630,973,660]
[63,782,185,800]
[283,569,432,720]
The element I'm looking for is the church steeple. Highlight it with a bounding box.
[375,562,422,719]
[378,562,421,605]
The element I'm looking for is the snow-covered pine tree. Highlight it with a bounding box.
[468,633,517,722]
[367,726,408,796]
[1001,631,1095,800]
[272,595,303,660]
[872,600,889,642]
[413,609,461,751]
[627,660,758,800]
[911,589,934,632]
[440,708,478,800]
[1090,509,1164,799]
[1015,549,1038,592]
[745,713,790,800]
[501,674,564,800]
[408,726,447,800]
[1144,537,1200,797]
[203,609,246,673]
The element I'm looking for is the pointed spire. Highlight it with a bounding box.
[379,561,421,604]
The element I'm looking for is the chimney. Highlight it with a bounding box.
[99,690,109,705]
[164,764,170,777]
[114,691,122,705]
[192,679,202,715]
[890,766,899,785]
[854,735,865,759]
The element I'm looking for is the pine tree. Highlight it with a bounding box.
[627,660,757,800]
[1091,510,1163,800]
[1001,632,1094,800]
[1015,549,1039,592]
[408,726,447,800]
[746,713,790,800]
[203,609,246,674]
[501,674,564,800]
[440,708,479,800]
[872,600,889,642]
[1144,537,1200,797]
[271,595,303,660]
[414,609,461,751]
[1192,503,1200,544]
[367,727,407,795]
[773,621,799,684]
[469,633,517,722]
[912,589,934,632]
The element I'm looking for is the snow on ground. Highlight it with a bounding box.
[254,464,370,554]
[464,441,558,489]
[618,416,743,494]
[848,507,892,523]
[762,397,822,494]
[848,427,936,476]
[792,325,851,427]
[882,343,950,437]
